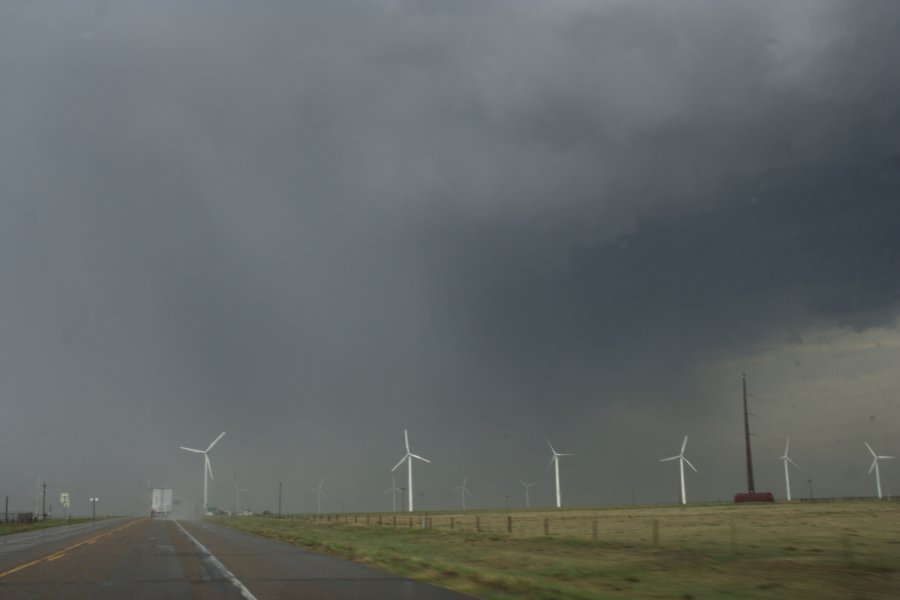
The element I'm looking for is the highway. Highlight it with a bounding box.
[0,518,475,599]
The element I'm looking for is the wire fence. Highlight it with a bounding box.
[258,499,900,558]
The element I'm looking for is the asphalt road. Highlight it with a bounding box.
[0,518,476,599]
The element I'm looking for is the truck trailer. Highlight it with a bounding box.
[151,488,173,517]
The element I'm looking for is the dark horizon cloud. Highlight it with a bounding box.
[1,0,898,516]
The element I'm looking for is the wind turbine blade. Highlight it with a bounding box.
[410,453,431,463]
[785,437,790,456]
[660,455,680,462]
[683,457,698,472]
[878,455,895,460]
[392,455,408,472]
[320,490,327,499]
[545,436,558,455]
[404,429,410,453]
[319,478,325,489]
[869,458,877,474]
[465,488,472,497]
[179,447,204,454]
[206,456,214,480]
[786,457,800,469]
[681,436,688,454]
[206,431,226,452]
[865,442,876,457]
[547,456,556,470]
[558,453,574,457]
[462,476,468,486]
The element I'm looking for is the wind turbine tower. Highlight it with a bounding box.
[453,476,471,511]
[310,478,326,514]
[865,442,894,499]
[520,480,537,509]
[545,437,573,508]
[391,429,431,512]
[776,437,800,501]
[179,431,226,513]
[384,475,401,512]
[660,435,697,505]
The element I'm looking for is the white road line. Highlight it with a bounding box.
[173,520,258,600]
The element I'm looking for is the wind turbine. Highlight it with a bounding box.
[546,437,573,508]
[179,431,226,513]
[520,480,537,509]
[25,477,42,519]
[392,429,431,512]
[776,437,800,501]
[453,476,472,511]
[310,478,326,514]
[865,442,894,499]
[384,475,401,512]
[660,435,697,505]
[232,467,252,515]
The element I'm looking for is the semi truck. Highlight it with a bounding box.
[150,488,173,517]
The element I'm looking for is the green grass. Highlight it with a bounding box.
[214,501,900,599]
[0,518,94,537]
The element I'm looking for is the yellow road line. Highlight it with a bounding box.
[0,519,143,579]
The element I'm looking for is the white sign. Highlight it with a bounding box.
[59,492,70,508]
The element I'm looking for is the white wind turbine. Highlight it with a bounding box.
[865,442,894,499]
[453,476,472,511]
[520,480,537,509]
[25,477,42,519]
[232,468,251,515]
[776,437,800,501]
[384,475,401,512]
[310,478,326,514]
[546,437,573,508]
[660,435,697,505]
[392,429,431,512]
[179,431,226,513]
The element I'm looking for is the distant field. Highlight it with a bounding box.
[0,518,94,537]
[215,501,900,599]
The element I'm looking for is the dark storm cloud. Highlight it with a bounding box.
[1,0,898,514]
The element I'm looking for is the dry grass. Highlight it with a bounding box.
[216,501,900,599]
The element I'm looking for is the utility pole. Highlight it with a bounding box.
[742,374,755,493]
[89,497,99,521]
[42,481,47,520]
[278,481,283,518]
[807,479,814,502]
[233,467,237,516]
[4,495,8,523]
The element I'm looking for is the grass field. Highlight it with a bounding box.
[215,501,900,599]
[0,518,94,537]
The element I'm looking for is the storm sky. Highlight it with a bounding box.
[1,0,899,516]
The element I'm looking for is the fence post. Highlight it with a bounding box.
[592,518,598,540]
[393,516,396,528]
[450,516,455,530]
[507,515,512,534]
[476,516,481,532]
[652,519,659,547]
[409,517,413,529]
[544,517,550,536]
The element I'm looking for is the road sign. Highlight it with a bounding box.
[60,492,70,508]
